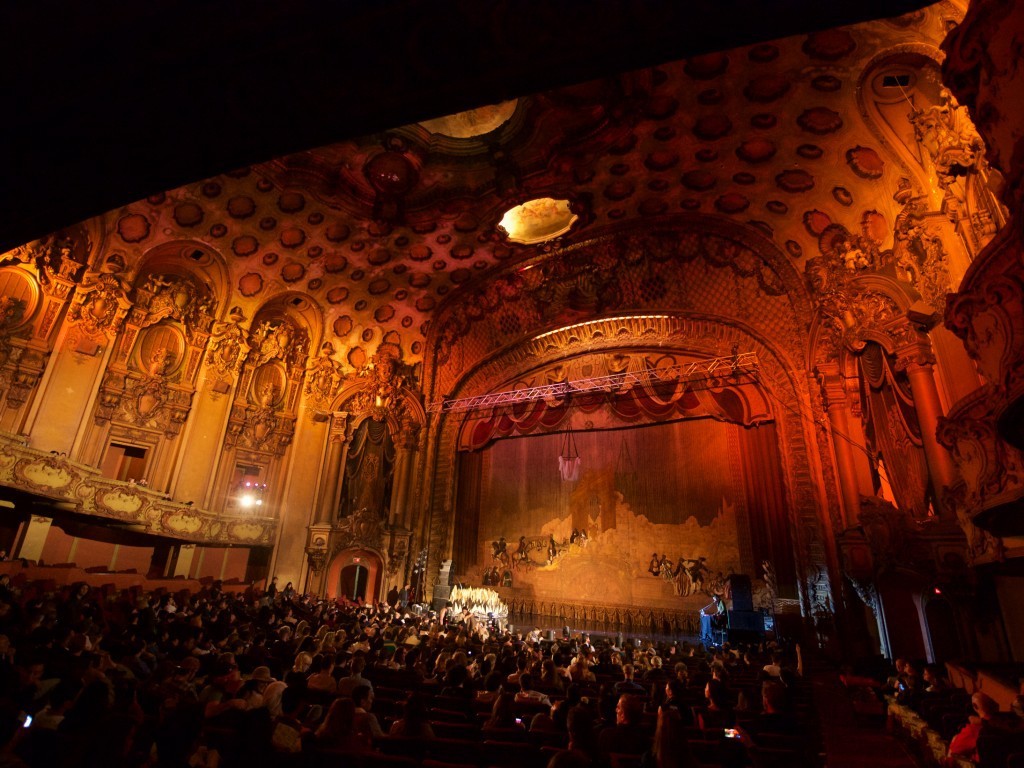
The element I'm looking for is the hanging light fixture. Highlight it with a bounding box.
[559,427,580,482]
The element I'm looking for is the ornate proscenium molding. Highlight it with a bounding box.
[430,352,759,414]
[0,431,276,546]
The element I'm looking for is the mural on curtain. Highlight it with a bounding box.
[471,418,744,611]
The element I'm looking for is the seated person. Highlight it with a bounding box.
[313,698,366,753]
[351,684,385,742]
[389,693,435,740]
[948,692,1014,762]
[695,679,735,730]
[598,694,651,758]
[742,681,798,741]
[516,673,553,707]
[614,663,647,697]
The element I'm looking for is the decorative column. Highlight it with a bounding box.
[818,363,862,529]
[171,543,196,578]
[895,341,959,510]
[316,412,349,524]
[16,514,53,561]
[391,420,420,530]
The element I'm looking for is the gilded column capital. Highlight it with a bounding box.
[329,411,350,444]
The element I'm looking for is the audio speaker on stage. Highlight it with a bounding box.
[431,585,451,613]
[728,628,764,644]
[727,609,764,636]
[730,575,753,612]
[547,629,556,641]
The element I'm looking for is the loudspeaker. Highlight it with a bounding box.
[730,574,753,612]
[727,609,765,643]
[431,585,451,612]
[728,628,764,644]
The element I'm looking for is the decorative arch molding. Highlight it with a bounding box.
[421,312,843,622]
[136,240,232,319]
[250,290,324,354]
[809,269,928,367]
[424,215,813,401]
[856,43,950,205]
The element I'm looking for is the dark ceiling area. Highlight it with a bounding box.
[1,0,933,252]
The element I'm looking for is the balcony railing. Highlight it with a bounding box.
[0,431,276,547]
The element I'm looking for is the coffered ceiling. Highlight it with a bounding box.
[4,1,961,373]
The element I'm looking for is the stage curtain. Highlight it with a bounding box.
[738,423,798,599]
[859,344,930,517]
[453,450,484,572]
[459,380,764,451]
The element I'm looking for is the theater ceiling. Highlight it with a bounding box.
[4,2,964,378]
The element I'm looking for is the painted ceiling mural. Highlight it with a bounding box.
[3,3,971,384]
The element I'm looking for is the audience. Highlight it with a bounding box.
[0,572,829,768]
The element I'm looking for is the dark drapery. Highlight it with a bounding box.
[453,450,484,570]
[340,418,396,519]
[738,422,798,600]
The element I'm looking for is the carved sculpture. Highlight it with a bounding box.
[909,87,984,191]
[305,341,342,407]
[66,253,133,339]
[207,306,251,381]
[134,272,215,336]
[349,352,410,422]
[890,180,955,311]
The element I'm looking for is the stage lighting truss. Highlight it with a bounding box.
[429,352,759,414]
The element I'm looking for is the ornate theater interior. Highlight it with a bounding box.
[2,0,1024,668]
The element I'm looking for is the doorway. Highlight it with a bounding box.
[340,563,370,601]
[324,548,384,602]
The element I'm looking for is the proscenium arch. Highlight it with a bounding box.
[421,313,843,620]
[422,214,815,402]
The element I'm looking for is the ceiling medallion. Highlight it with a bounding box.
[418,100,518,139]
[498,198,578,245]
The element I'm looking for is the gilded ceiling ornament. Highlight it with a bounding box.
[889,179,955,310]
[250,318,309,369]
[0,297,26,369]
[1,235,84,286]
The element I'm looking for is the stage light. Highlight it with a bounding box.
[236,479,267,510]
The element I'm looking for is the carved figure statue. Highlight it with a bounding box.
[207,307,250,379]
[305,341,341,404]
[908,87,984,191]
